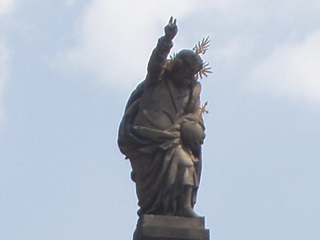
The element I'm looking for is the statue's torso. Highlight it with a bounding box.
[133,78,191,130]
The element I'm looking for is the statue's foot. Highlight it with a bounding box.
[179,207,202,218]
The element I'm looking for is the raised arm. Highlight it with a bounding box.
[146,17,178,82]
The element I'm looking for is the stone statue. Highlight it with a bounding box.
[118,17,211,218]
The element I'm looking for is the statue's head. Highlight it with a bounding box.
[164,37,212,85]
[173,49,204,78]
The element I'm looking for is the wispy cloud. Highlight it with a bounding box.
[206,0,320,23]
[0,0,15,17]
[0,41,10,123]
[59,0,197,90]
[215,36,256,67]
[66,0,75,6]
[0,0,15,125]
[250,29,320,105]
[57,0,320,101]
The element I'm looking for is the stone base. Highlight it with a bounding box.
[133,214,210,240]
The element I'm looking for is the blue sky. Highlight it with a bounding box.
[1,0,320,239]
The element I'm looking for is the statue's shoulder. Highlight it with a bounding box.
[125,80,146,110]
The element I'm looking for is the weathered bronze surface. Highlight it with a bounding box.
[118,17,210,219]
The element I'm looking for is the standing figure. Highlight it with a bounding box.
[118,17,210,218]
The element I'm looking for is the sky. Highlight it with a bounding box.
[0,0,320,239]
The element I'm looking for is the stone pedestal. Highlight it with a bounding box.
[133,214,210,240]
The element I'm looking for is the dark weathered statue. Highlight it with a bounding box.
[118,17,211,218]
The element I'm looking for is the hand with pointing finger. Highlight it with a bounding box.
[164,16,178,41]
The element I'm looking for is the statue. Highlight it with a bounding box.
[118,17,211,218]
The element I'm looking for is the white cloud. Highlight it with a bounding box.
[0,41,10,123]
[216,36,256,66]
[57,0,320,94]
[205,0,320,24]
[0,0,16,125]
[250,30,320,105]
[0,0,15,16]
[66,0,75,6]
[60,0,197,90]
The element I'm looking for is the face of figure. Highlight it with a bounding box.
[169,50,203,86]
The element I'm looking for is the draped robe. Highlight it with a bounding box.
[118,36,205,216]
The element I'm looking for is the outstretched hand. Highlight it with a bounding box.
[164,16,178,40]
